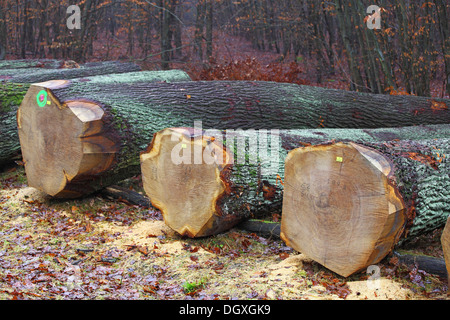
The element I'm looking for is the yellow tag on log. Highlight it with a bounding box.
[336,157,343,163]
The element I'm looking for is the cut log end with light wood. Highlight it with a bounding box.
[16,70,194,196]
[140,128,243,238]
[280,142,407,277]
[442,216,450,292]
[17,81,119,198]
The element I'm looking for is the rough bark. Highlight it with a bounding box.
[0,59,79,70]
[0,61,141,83]
[392,251,448,279]
[37,80,450,129]
[1,69,190,165]
[140,126,449,238]
[17,78,449,197]
[0,83,30,164]
[101,185,152,208]
[280,139,449,277]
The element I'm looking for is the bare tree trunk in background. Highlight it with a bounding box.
[173,0,183,58]
[160,0,171,69]
[194,0,205,61]
[334,0,366,92]
[0,1,6,60]
[205,0,213,60]
[435,0,450,97]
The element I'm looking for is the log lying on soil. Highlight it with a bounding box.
[140,127,449,238]
[0,60,140,83]
[392,251,448,279]
[101,185,152,208]
[16,78,450,197]
[442,216,450,290]
[1,69,190,165]
[0,59,79,70]
[280,140,449,277]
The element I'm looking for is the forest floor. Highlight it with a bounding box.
[0,164,448,300]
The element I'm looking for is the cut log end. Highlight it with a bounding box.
[442,216,450,292]
[17,82,118,198]
[140,128,240,238]
[280,142,406,277]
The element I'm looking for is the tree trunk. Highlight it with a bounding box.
[159,0,173,70]
[205,0,213,60]
[1,69,190,165]
[280,139,449,277]
[0,4,6,61]
[0,59,78,70]
[17,78,450,198]
[194,0,205,61]
[1,61,142,165]
[442,216,450,291]
[140,126,449,238]
[0,61,141,83]
[0,83,30,164]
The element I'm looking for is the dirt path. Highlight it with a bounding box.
[0,166,448,300]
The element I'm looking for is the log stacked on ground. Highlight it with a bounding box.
[280,139,449,277]
[17,79,450,197]
[140,127,449,239]
[0,59,79,70]
[0,60,140,83]
[1,68,190,165]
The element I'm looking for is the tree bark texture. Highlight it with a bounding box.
[17,78,450,197]
[0,59,79,70]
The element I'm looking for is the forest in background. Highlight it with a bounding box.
[0,0,449,98]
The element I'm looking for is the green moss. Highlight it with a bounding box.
[0,83,29,113]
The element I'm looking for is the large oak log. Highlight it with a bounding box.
[280,139,449,277]
[140,126,449,238]
[442,216,450,291]
[0,59,79,70]
[16,78,450,197]
[0,60,142,165]
[1,68,190,165]
[0,61,140,83]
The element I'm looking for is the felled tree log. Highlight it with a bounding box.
[280,139,449,277]
[0,83,30,164]
[442,216,450,290]
[0,59,79,70]
[0,60,141,165]
[140,127,449,238]
[16,77,450,196]
[1,69,190,165]
[101,185,152,208]
[0,60,140,83]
